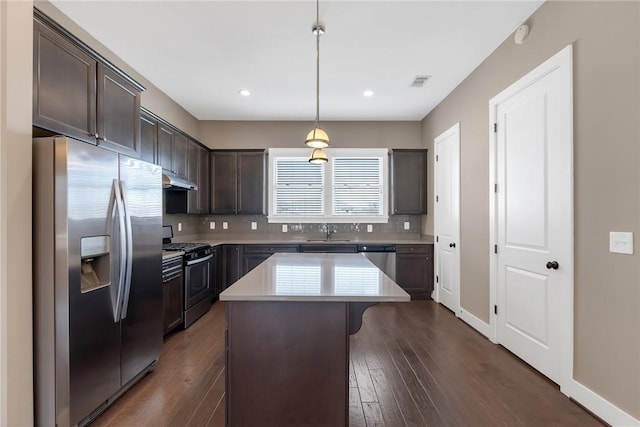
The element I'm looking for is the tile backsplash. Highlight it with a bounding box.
[163,214,422,239]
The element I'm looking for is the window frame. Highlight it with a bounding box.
[268,148,389,223]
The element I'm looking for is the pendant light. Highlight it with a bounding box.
[306,0,329,163]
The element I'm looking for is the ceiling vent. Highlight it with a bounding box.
[410,75,431,87]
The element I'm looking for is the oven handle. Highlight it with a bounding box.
[185,254,213,266]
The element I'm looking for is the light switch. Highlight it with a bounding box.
[282,224,288,233]
[367,224,373,233]
[251,222,257,230]
[209,221,215,230]
[177,222,182,232]
[610,232,633,254]
[223,222,228,230]
[404,222,410,230]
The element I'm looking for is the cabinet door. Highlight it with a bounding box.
[243,253,272,275]
[395,246,433,299]
[163,279,184,335]
[187,141,199,214]
[172,132,189,178]
[237,151,266,214]
[139,111,157,164]
[222,245,242,288]
[157,124,174,172]
[211,151,237,214]
[97,64,141,157]
[197,145,210,213]
[390,149,427,214]
[33,19,97,144]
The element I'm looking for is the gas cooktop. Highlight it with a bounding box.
[162,242,210,253]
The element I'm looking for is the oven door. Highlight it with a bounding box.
[184,255,212,309]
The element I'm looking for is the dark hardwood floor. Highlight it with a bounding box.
[92,300,603,427]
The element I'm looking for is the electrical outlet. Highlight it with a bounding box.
[404,221,410,230]
[367,224,373,233]
[282,224,288,233]
[223,222,228,230]
[251,222,257,230]
[610,231,633,254]
[209,221,215,230]
[177,222,182,232]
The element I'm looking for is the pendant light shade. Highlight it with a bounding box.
[305,0,330,160]
[308,148,328,164]
[305,127,329,148]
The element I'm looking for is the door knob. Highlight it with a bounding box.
[449,243,456,248]
[546,261,559,270]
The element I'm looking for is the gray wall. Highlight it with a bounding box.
[421,0,639,418]
[199,120,422,150]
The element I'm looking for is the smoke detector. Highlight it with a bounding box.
[410,75,430,88]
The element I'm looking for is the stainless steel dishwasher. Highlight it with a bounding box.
[357,245,396,280]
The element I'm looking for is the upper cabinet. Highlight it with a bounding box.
[390,149,428,215]
[33,15,143,157]
[188,141,210,214]
[139,110,157,164]
[210,150,266,215]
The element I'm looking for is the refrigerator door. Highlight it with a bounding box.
[118,155,164,385]
[65,139,123,425]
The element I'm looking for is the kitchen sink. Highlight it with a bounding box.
[305,239,352,242]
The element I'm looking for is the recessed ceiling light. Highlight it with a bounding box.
[363,90,374,97]
[239,89,251,96]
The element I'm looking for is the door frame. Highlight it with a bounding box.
[488,45,574,393]
[433,122,461,316]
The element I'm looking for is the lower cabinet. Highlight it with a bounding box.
[222,245,242,290]
[299,244,357,253]
[242,245,300,275]
[395,244,434,299]
[163,276,183,335]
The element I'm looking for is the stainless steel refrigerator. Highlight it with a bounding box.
[33,136,163,427]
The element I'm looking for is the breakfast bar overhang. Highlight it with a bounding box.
[219,253,410,427]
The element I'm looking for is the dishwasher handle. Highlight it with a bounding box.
[357,244,396,252]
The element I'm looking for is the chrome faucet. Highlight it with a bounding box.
[323,223,337,241]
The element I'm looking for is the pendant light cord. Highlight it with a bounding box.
[315,0,320,129]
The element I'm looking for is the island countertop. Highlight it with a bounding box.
[219,252,410,302]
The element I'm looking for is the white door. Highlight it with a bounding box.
[490,45,573,386]
[434,123,460,314]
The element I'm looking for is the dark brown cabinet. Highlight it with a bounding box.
[395,244,434,299]
[163,275,183,335]
[222,245,242,289]
[187,141,210,214]
[33,18,97,144]
[157,123,174,172]
[390,149,428,215]
[96,64,141,157]
[172,132,189,178]
[210,150,266,215]
[33,16,142,157]
[139,110,157,164]
[242,245,300,275]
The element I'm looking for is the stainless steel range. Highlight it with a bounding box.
[162,227,213,328]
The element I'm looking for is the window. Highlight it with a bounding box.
[268,148,389,223]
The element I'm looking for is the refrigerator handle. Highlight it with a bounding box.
[111,179,127,322]
[119,180,134,319]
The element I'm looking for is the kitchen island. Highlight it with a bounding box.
[219,253,410,427]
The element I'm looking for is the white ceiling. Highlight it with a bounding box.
[50,1,543,121]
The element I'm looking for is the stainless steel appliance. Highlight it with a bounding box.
[357,244,397,280]
[33,136,163,427]
[162,228,213,328]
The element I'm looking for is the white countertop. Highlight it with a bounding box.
[219,253,411,302]
[162,250,184,260]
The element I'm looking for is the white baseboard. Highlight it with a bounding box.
[564,379,640,426]
[458,308,492,339]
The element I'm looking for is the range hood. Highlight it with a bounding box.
[162,171,198,191]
